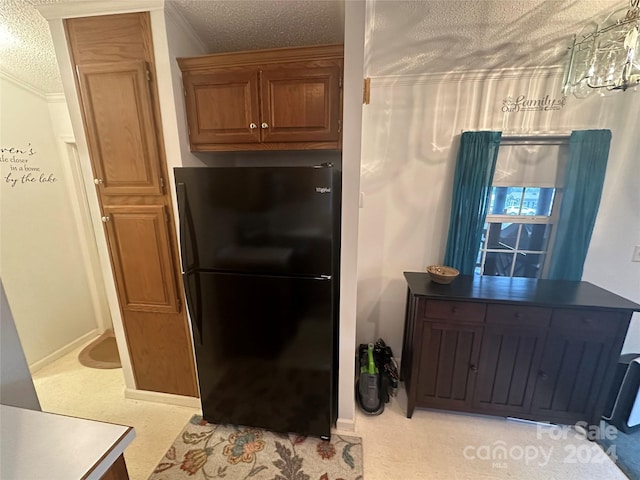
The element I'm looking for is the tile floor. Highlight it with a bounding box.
[32,342,627,480]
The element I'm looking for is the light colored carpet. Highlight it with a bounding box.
[148,415,363,480]
[32,344,628,480]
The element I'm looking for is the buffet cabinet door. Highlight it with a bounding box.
[416,322,483,410]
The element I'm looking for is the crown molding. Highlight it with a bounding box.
[36,0,164,20]
[370,65,565,87]
[46,93,67,103]
[0,70,47,99]
[164,1,207,53]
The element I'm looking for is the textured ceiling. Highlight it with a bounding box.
[0,0,630,95]
[167,0,345,54]
[365,0,622,76]
[0,0,62,94]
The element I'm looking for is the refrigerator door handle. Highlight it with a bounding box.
[183,272,203,346]
[176,182,197,272]
[177,182,203,346]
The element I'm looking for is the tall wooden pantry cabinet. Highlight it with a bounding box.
[65,12,198,397]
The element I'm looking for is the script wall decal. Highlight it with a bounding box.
[1,143,58,188]
[501,94,567,113]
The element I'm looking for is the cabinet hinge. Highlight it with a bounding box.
[363,77,371,105]
[338,119,342,133]
[160,177,165,192]
[339,76,343,88]
[146,69,151,81]
[164,209,169,222]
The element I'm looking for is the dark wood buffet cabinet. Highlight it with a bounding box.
[401,273,640,426]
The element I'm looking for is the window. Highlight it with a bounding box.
[475,139,568,279]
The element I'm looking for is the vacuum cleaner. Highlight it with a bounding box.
[356,339,398,415]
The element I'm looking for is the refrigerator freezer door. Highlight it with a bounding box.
[174,166,334,276]
[193,271,334,437]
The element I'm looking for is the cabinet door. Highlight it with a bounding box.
[77,61,163,196]
[417,322,482,409]
[183,69,261,145]
[102,205,180,314]
[530,330,615,424]
[260,64,342,143]
[473,325,546,415]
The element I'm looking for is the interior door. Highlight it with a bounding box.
[260,63,342,143]
[77,61,163,196]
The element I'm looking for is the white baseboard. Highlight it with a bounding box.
[335,417,356,432]
[124,387,202,409]
[29,329,98,374]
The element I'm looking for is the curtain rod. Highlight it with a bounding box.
[501,133,571,141]
[460,130,572,140]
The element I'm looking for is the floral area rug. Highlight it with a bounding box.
[148,415,364,480]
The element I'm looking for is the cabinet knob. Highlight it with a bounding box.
[101,216,110,223]
[539,371,548,380]
[261,122,269,129]
[249,123,257,129]
[469,364,478,372]
[94,178,104,185]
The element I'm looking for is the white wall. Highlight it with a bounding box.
[0,76,97,365]
[356,68,640,357]
[581,92,640,354]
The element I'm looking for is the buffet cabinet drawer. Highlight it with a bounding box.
[422,300,485,323]
[550,309,622,336]
[486,305,552,328]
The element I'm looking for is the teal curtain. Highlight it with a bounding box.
[547,129,611,281]
[444,131,502,275]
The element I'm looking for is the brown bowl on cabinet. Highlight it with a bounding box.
[426,265,459,284]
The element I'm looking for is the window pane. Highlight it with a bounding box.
[514,253,545,278]
[504,187,524,214]
[493,186,556,216]
[518,224,552,251]
[522,187,556,216]
[485,223,514,250]
[483,252,514,276]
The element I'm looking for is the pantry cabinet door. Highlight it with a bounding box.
[76,61,163,196]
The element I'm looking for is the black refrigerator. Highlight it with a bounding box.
[174,164,339,438]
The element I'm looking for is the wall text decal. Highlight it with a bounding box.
[1,143,58,188]
[501,94,566,113]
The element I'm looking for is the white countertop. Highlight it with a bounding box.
[0,405,135,480]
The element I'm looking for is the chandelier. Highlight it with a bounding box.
[563,0,640,97]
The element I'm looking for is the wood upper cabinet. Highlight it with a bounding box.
[178,44,343,152]
[183,68,261,145]
[259,65,341,143]
[76,61,163,196]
